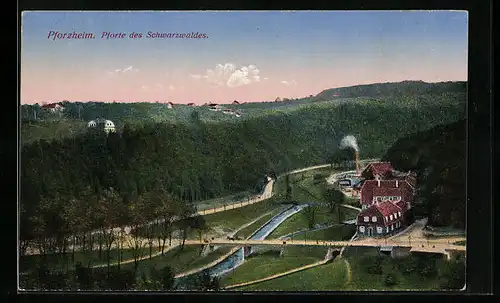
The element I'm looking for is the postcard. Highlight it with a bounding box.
[19,10,467,292]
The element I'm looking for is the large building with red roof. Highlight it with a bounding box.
[356,161,417,237]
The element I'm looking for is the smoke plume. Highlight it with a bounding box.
[339,135,359,152]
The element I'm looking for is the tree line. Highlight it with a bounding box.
[382,119,466,228]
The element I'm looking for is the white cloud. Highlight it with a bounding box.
[263,77,269,80]
[281,80,297,86]
[168,85,175,91]
[192,63,262,87]
[113,66,139,74]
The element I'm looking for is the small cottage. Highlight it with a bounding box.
[88,118,116,134]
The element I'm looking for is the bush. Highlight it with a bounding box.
[384,273,398,287]
[360,256,384,275]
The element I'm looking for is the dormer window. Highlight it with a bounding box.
[363,216,369,222]
[371,216,377,222]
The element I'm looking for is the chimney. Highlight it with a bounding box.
[377,180,380,187]
[355,150,360,175]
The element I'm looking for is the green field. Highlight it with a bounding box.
[343,254,445,291]
[220,250,323,287]
[266,206,356,239]
[235,258,347,291]
[120,245,233,278]
[20,247,159,273]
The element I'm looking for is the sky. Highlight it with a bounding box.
[20,11,468,104]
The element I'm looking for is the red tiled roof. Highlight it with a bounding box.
[41,103,62,109]
[375,201,402,217]
[362,162,393,176]
[358,201,402,226]
[360,180,398,205]
[372,186,402,197]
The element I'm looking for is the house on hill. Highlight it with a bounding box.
[167,102,174,109]
[87,118,116,134]
[232,100,240,104]
[41,102,65,113]
[208,103,222,111]
[187,103,196,107]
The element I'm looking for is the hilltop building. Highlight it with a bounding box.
[41,102,65,113]
[167,102,174,109]
[356,162,417,238]
[87,118,116,134]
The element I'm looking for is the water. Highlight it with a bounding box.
[174,204,309,288]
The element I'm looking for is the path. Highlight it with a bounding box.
[343,259,352,286]
[223,259,329,290]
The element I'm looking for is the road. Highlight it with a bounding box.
[179,236,466,254]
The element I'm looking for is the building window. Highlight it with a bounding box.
[363,216,369,222]
[386,227,389,233]
[372,216,377,222]
[359,226,365,233]
[393,213,397,219]
[398,211,402,217]
[385,216,388,222]
[391,224,394,231]
[389,196,393,201]
[377,227,383,234]
[390,214,393,220]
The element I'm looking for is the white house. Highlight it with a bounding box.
[87,118,116,134]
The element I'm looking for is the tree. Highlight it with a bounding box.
[97,188,122,274]
[302,205,317,229]
[324,187,345,213]
[126,200,148,271]
[159,266,175,290]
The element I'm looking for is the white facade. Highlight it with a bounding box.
[104,120,116,133]
[87,119,116,134]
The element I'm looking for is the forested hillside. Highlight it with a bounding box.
[20,81,466,246]
[20,81,466,145]
[382,119,466,229]
[315,80,466,101]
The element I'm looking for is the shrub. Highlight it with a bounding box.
[384,273,398,287]
[360,256,384,275]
